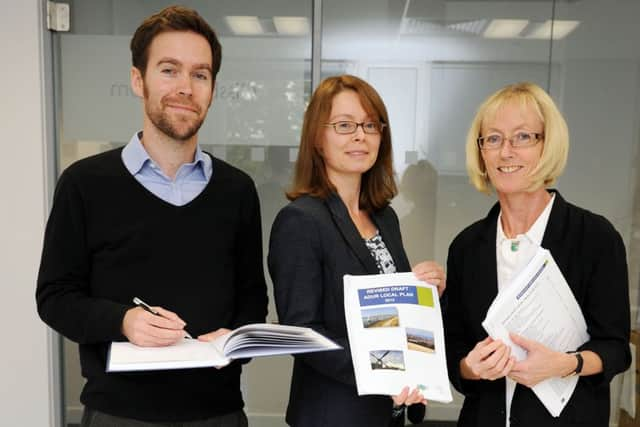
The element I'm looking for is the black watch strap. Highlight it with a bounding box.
[391,404,406,418]
[573,352,584,375]
[564,351,584,377]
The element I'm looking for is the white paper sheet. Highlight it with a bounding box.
[482,247,589,417]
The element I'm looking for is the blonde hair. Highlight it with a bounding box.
[466,82,569,194]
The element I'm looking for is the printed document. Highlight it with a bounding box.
[344,273,452,403]
[107,323,340,372]
[482,247,589,416]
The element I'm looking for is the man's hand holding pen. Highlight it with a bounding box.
[121,298,191,347]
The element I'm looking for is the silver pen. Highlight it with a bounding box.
[133,297,193,339]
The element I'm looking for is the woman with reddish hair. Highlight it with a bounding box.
[269,75,444,427]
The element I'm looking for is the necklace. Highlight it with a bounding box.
[510,240,520,252]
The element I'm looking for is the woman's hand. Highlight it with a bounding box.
[508,333,576,387]
[392,386,427,407]
[412,261,446,296]
[461,337,515,381]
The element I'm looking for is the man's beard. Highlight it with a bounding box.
[150,107,204,141]
[144,88,206,141]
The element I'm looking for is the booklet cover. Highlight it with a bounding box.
[344,273,452,403]
[107,323,341,372]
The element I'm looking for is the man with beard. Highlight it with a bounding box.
[36,6,267,427]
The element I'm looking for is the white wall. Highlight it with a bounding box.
[0,1,55,426]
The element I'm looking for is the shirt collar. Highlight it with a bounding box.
[121,131,150,176]
[497,193,555,246]
[121,131,212,181]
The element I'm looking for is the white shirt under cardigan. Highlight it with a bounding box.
[495,193,555,427]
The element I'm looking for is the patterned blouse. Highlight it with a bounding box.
[364,231,397,274]
[364,231,404,422]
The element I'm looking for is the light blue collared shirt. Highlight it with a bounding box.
[121,132,213,206]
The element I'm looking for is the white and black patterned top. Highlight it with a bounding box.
[364,231,397,274]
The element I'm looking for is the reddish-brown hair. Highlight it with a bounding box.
[130,5,222,80]
[287,75,397,212]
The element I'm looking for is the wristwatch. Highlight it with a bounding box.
[391,404,406,418]
[564,352,584,377]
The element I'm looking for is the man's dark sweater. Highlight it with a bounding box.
[36,148,268,422]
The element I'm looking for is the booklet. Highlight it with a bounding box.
[343,273,453,403]
[482,247,589,417]
[107,323,341,372]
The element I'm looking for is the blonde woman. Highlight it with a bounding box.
[444,82,630,427]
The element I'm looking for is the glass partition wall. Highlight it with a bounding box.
[320,0,640,422]
[52,0,640,425]
[56,1,312,425]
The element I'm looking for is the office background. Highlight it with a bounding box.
[2,0,639,426]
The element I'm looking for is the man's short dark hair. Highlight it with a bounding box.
[130,5,222,80]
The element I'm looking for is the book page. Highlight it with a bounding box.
[107,339,229,372]
[344,273,452,403]
[482,247,589,416]
[108,324,340,372]
[214,323,341,358]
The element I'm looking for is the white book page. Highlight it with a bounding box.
[108,339,229,372]
[482,247,589,416]
[344,273,452,403]
[212,323,341,358]
[108,323,341,372]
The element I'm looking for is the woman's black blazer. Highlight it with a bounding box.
[444,190,631,427]
[268,193,411,427]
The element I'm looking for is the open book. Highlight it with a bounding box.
[107,323,341,372]
[344,273,452,403]
[482,247,589,417]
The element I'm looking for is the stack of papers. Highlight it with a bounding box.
[482,247,589,416]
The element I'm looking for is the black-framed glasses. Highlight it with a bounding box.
[323,121,386,135]
[477,131,543,150]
